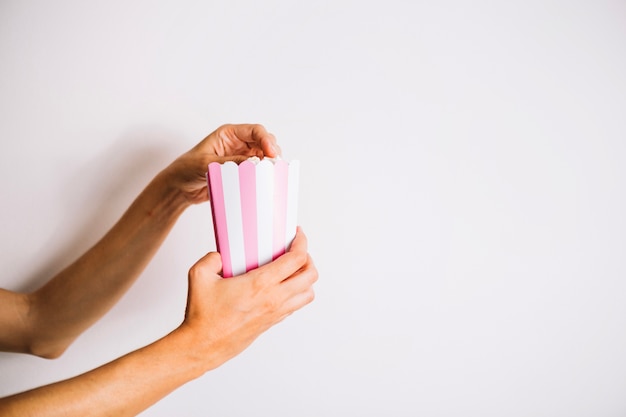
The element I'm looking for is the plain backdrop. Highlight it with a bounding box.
[1,1,626,416]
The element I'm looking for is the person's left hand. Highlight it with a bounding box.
[176,227,317,373]
[161,124,281,204]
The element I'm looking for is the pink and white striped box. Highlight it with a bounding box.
[207,158,300,278]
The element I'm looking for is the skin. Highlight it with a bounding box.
[0,124,317,416]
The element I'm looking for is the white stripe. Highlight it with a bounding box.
[221,162,246,276]
[285,160,300,251]
[256,160,274,268]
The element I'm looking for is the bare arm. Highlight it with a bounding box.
[0,124,280,358]
[0,230,317,417]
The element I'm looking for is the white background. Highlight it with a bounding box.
[1,1,626,416]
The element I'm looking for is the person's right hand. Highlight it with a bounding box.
[159,124,281,205]
[176,227,317,373]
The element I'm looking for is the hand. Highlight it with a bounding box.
[161,124,281,204]
[177,228,317,372]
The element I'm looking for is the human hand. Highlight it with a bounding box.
[160,124,281,204]
[176,228,317,373]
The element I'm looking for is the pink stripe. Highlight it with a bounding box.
[208,163,233,278]
[273,160,289,260]
[239,161,258,272]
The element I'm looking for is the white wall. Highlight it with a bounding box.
[1,1,626,415]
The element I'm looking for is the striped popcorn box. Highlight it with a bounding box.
[207,158,300,278]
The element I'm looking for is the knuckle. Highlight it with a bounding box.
[248,278,264,296]
[188,263,204,279]
[263,297,282,314]
[251,271,271,290]
[290,250,308,268]
[304,288,316,305]
[188,253,220,279]
[300,257,318,285]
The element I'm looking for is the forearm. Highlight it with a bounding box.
[0,124,280,357]
[0,226,318,417]
[26,171,190,357]
[0,329,205,417]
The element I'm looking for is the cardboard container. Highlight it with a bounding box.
[207,158,300,277]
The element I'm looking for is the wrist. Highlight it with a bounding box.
[148,170,193,217]
[167,325,222,378]
[157,153,213,205]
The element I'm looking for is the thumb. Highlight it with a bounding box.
[185,252,222,320]
[211,155,253,165]
[189,252,223,281]
[229,155,252,164]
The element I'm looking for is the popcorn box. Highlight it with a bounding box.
[207,158,300,278]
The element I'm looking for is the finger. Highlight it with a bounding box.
[230,124,279,158]
[272,141,282,157]
[279,255,318,293]
[278,286,316,317]
[210,155,255,165]
[288,227,308,254]
[251,228,308,285]
[261,132,281,158]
